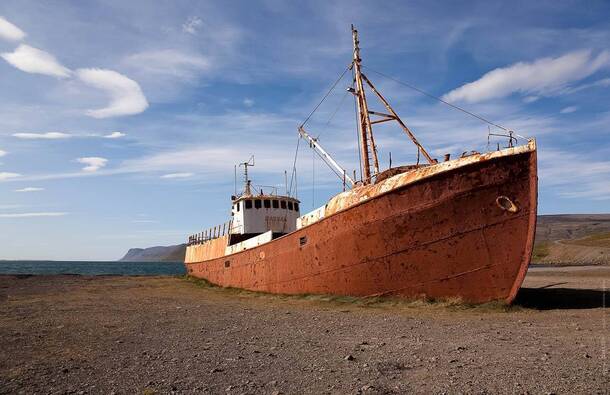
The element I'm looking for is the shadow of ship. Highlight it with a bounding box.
[515,287,608,310]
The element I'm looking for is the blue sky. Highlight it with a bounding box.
[1,1,609,260]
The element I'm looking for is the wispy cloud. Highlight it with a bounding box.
[13,132,71,139]
[1,44,71,78]
[12,131,127,140]
[243,98,254,107]
[76,157,108,172]
[132,219,159,224]
[560,77,610,95]
[0,172,21,180]
[0,149,6,157]
[182,16,202,35]
[560,106,578,114]
[0,212,66,218]
[0,16,26,41]
[76,68,148,118]
[522,96,539,103]
[0,204,23,210]
[540,149,610,200]
[104,131,126,139]
[160,172,194,179]
[443,50,610,103]
[124,49,210,79]
[14,187,44,192]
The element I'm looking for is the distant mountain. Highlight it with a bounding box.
[533,214,610,265]
[119,244,186,262]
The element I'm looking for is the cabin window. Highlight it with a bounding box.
[254,199,261,209]
[236,202,240,212]
[288,201,293,210]
[294,203,299,211]
[245,200,252,209]
[280,200,287,209]
[264,199,271,208]
[272,200,279,209]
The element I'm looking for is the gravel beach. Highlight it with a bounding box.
[1,267,608,394]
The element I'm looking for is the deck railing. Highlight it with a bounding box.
[187,220,234,246]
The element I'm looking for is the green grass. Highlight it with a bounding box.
[180,275,519,313]
[568,232,610,248]
[532,241,551,261]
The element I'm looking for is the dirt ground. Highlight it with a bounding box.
[1,267,608,394]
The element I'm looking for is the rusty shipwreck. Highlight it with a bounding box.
[185,26,538,304]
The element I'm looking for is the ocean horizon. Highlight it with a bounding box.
[0,260,186,276]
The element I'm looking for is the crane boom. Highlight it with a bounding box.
[298,126,356,188]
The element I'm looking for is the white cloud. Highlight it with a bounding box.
[76,68,148,118]
[182,16,203,34]
[0,204,23,210]
[0,16,26,41]
[540,149,610,200]
[160,172,194,179]
[76,157,108,172]
[560,106,578,114]
[0,149,6,157]
[0,212,66,218]
[443,50,610,103]
[124,49,210,79]
[104,131,126,139]
[522,96,539,103]
[1,44,71,78]
[243,98,255,107]
[0,172,21,180]
[560,77,610,95]
[13,132,71,139]
[14,187,44,192]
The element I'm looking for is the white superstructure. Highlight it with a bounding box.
[230,194,301,236]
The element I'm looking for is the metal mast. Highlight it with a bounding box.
[239,156,254,196]
[351,25,379,184]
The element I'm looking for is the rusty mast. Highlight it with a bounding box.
[300,25,436,188]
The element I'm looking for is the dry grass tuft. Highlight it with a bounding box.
[181,275,520,313]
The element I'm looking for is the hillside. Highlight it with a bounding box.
[119,244,186,262]
[533,214,610,265]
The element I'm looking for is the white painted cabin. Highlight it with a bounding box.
[229,194,301,244]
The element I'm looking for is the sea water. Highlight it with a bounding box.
[0,260,186,275]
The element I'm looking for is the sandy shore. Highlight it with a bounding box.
[1,267,608,394]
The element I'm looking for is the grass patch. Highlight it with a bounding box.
[568,232,610,248]
[532,241,551,261]
[180,275,519,313]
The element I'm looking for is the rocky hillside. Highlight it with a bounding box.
[119,244,186,262]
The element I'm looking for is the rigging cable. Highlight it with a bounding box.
[361,65,510,132]
[288,135,300,197]
[291,64,352,197]
[315,88,351,139]
[299,64,351,128]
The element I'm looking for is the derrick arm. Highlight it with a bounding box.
[298,126,356,188]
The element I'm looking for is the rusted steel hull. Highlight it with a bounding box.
[186,145,537,303]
